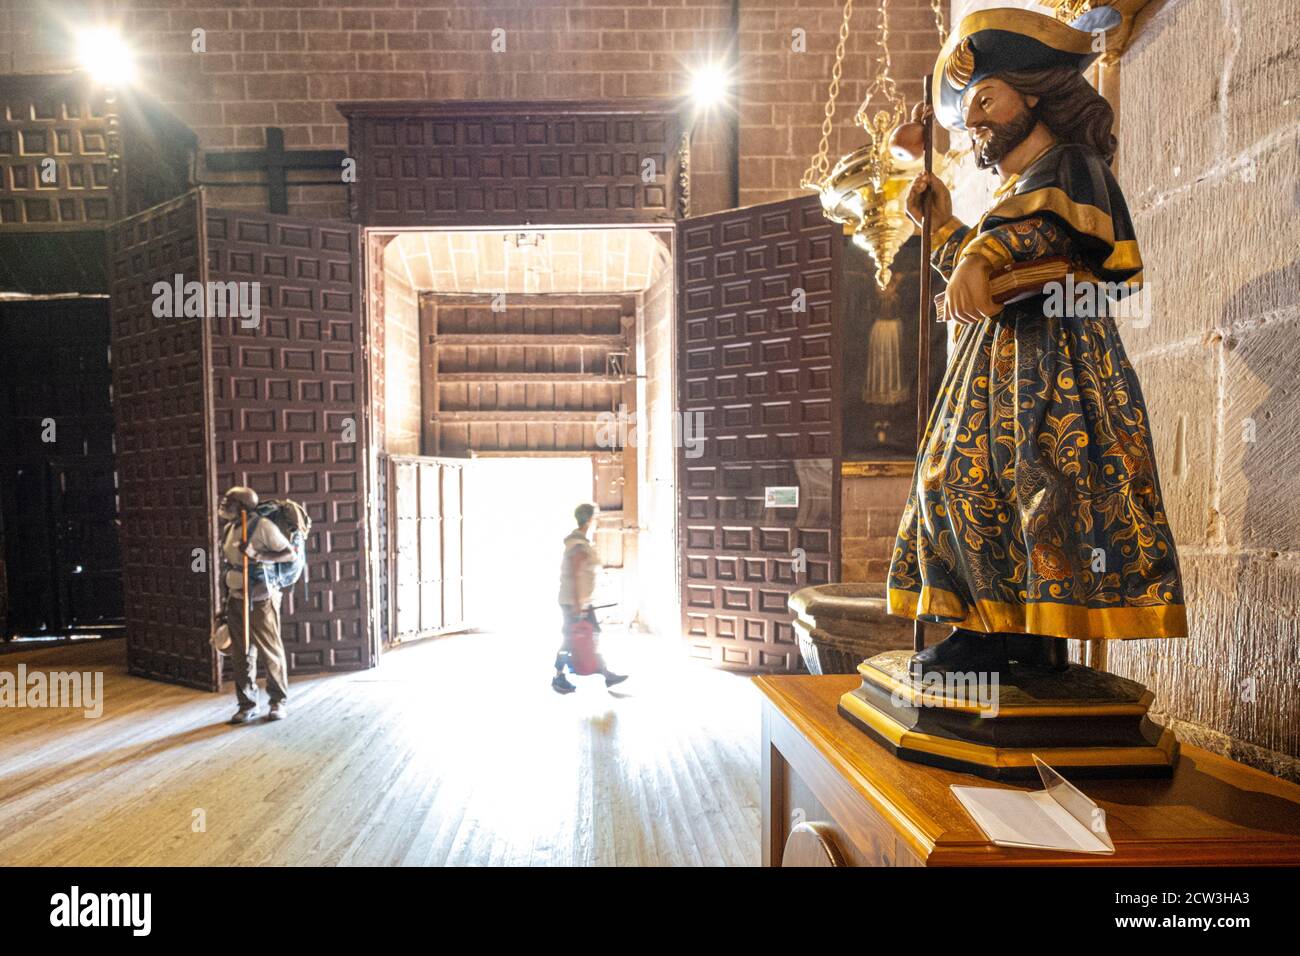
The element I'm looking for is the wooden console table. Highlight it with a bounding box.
[757,674,1300,866]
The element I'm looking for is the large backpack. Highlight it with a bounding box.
[244,499,312,592]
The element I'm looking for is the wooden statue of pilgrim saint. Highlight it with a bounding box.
[889,6,1187,675]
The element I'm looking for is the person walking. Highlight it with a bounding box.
[553,503,627,694]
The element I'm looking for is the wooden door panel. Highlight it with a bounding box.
[417,463,443,633]
[340,100,685,227]
[679,199,837,464]
[0,72,191,231]
[441,464,464,626]
[50,455,123,629]
[388,455,468,643]
[677,196,841,672]
[107,193,217,690]
[392,458,420,641]
[109,194,372,683]
[204,207,371,673]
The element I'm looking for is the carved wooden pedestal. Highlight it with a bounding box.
[839,649,1179,780]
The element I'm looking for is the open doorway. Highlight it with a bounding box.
[463,456,598,631]
[0,297,123,644]
[371,226,679,647]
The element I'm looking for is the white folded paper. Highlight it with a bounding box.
[950,755,1114,854]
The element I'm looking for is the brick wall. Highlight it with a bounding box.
[1102,0,1300,779]
[840,474,910,584]
[0,0,944,219]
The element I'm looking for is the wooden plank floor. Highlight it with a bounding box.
[0,630,761,866]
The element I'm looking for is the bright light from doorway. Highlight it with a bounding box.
[75,27,137,87]
[463,457,597,633]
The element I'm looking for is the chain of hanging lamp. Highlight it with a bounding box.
[800,0,854,189]
[931,0,947,44]
[801,0,949,192]
[852,0,905,137]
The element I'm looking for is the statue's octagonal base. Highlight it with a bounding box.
[838,649,1179,781]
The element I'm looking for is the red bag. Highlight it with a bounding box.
[567,617,602,676]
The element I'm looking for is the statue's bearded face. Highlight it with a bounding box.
[962,77,1037,169]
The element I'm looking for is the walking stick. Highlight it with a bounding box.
[241,508,250,655]
[913,75,934,655]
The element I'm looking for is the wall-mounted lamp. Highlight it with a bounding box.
[687,61,732,113]
[75,27,137,87]
[685,52,741,210]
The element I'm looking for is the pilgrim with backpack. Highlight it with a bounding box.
[214,486,310,724]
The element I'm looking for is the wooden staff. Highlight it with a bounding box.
[241,508,250,655]
[913,75,934,654]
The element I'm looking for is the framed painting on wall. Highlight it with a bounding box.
[838,235,947,477]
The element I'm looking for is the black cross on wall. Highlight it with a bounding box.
[205,127,346,215]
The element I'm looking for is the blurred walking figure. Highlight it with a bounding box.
[218,486,296,723]
[553,503,627,694]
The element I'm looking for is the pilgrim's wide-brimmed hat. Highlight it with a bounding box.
[932,5,1122,130]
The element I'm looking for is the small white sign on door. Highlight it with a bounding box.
[764,486,799,508]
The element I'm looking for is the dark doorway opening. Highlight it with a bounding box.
[0,297,123,640]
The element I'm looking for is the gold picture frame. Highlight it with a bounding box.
[840,460,913,478]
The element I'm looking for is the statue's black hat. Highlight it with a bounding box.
[933,5,1123,131]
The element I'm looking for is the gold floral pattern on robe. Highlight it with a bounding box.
[887,167,1186,641]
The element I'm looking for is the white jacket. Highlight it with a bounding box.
[557,529,600,608]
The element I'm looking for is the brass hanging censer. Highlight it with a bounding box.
[802,0,951,289]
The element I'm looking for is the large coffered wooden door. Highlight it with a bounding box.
[204,204,373,674]
[108,192,218,689]
[109,190,373,688]
[677,195,840,672]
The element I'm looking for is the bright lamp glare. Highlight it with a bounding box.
[688,62,730,109]
[76,28,137,86]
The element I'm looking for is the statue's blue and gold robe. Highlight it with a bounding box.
[887,142,1186,640]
